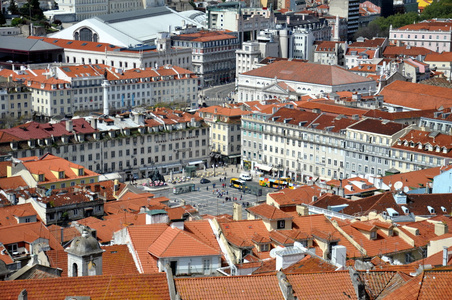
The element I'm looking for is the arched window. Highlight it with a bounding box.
[80,28,93,41]
[74,32,79,40]
[72,263,78,277]
[93,33,98,42]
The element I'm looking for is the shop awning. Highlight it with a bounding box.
[257,164,272,172]
[189,160,204,165]
[228,154,242,158]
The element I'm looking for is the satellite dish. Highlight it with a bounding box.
[394,181,403,190]
[403,186,409,193]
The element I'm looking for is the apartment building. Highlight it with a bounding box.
[241,107,357,182]
[0,78,32,120]
[28,35,193,72]
[312,41,346,66]
[329,0,360,40]
[0,64,197,118]
[241,106,452,182]
[389,19,452,53]
[0,109,209,180]
[344,37,388,70]
[424,52,452,79]
[207,4,274,44]
[171,30,239,86]
[198,106,252,165]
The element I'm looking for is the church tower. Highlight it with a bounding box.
[66,227,104,277]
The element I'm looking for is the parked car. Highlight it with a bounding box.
[239,172,252,181]
[200,178,211,184]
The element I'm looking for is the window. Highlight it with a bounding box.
[277,220,285,229]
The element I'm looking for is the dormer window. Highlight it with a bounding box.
[370,230,377,240]
[260,243,270,252]
[78,168,84,176]
[59,171,65,179]
[277,220,286,229]
[38,174,45,182]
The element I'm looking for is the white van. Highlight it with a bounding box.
[239,172,252,181]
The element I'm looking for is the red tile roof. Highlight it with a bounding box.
[148,225,219,258]
[46,244,139,277]
[0,176,28,190]
[425,51,452,62]
[396,20,452,32]
[283,254,337,273]
[383,45,436,58]
[286,271,358,299]
[243,60,374,86]
[126,223,169,273]
[0,273,170,300]
[246,203,293,220]
[172,30,237,42]
[0,203,38,226]
[379,80,452,110]
[349,38,386,49]
[347,118,406,135]
[394,129,452,158]
[174,274,285,300]
[268,185,323,210]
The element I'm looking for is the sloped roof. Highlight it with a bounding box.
[379,80,452,110]
[425,51,452,62]
[283,255,337,273]
[381,165,447,191]
[246,203,293,220]
[0,273,170,300]
[46,244,139,277]
[127,223,169,273]
[396,19,452,32]
[242,60,374,86]
[0,222,63,251]
[148,226,219,258]
[286,271,358,299]
[383,45,435,57]
[219,219,271,249]
[0,203,38,226]
[268,185,323,207]
[174,274,285,300]
[347,118,406,135]
[0,36,62,52]
[0,176,28,190]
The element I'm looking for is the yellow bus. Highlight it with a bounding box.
[259,177,293,189]
[230,178,246,189]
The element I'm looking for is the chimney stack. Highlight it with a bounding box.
[66,119,73,132]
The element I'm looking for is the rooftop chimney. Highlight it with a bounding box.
[443,246,449,266]
[435,222,448,236]
[233,202,242,220]
[66,119,73,132]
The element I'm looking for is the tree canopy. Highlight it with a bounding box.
[354,0,452,40]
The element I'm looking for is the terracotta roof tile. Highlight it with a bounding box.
[268,185,323,209]
[246,203,293,220]
[219,219,270,249]
[174,274,285,300]
[380,80,452,110]
[148,226,219,258]
[243,60,374,86]
[172,30,238,42]
[126,223,169,273]
[286,271,358,299]
[348,118,406,135]
[283,255,337,273]
[0,273,170,300]
[384,45,436,58]
[396,20,452,32]
[46,244,139,277]
[0,203,38,226]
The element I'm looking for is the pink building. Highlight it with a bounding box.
[389,19,452,53]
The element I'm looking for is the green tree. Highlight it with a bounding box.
[421,0,452,19]
[11,17,26,27]
[8,0,19,15]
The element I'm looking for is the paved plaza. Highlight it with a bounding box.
[139,167,273,219]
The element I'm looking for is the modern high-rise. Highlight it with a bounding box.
[329,0,360,40]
